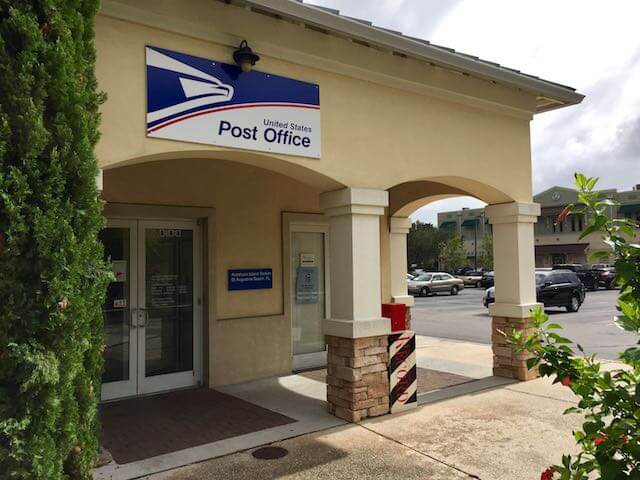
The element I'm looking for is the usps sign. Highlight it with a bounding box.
[146,46,321,158]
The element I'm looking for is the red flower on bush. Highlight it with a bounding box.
[555,207,570,225]
[594,435,607,446]
[541,467,555,480]
[560,376,572,386]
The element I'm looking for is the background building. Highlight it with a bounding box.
[438,207,489,268]
[438,184,640,267]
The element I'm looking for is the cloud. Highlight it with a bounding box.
[305,1,640,223]
[306,0,461,38]
[532,47,640,192]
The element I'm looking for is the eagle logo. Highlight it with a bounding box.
[146,47,234,125]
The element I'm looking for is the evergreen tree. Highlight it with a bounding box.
[0,1,110,478]
[478,232,494,270]
[407,220,449,270]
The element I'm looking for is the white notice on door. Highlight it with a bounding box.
[112,260,127,282]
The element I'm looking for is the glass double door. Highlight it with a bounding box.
[100,219,201,401]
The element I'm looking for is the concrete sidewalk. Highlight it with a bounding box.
[150,374,587,480]
[149,337,603,480]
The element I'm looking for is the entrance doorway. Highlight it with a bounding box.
[100,219,202,401]
[290,225,329,371]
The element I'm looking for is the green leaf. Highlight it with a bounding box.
[548,332,573,344]
[618,225,635,238]
[575,173,588,189]
[600,460,625,480]
[620,347,640,363]
[547,323,563,330]
[585,176,599,191]
[564,407,583,415]
[583,421,599,435]
[614,315,640,334]
[526,357,540,369]
[588,250,612,260]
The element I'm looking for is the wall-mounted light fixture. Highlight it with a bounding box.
[233,40,260,73]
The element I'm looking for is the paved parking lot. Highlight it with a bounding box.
[411,287,638,360]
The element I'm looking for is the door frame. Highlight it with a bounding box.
[101,218,139,401]
[284,214,331,371]
[100,216,204,401]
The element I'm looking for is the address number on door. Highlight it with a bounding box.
[160,229,183,238]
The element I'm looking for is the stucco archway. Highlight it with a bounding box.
[382,176,540,392]
[101,149,344,193]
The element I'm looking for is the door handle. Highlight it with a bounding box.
[138,308,148,328]
[130,309,138,329]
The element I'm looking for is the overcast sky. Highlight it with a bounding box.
[308,0,640,224]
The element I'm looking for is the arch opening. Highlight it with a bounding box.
[101,148,344,192]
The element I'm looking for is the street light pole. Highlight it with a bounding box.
[474,217,478,270]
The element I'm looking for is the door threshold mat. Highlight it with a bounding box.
[416,367,474,394]
[100,388,296,464]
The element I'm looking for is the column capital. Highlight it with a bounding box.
[485,201,540,225]
[489,302,543,319]
[389,216,411,234]
[324,317,391,338]
[320,187,388,217]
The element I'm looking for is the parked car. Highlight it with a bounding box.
[456,270,484,287]
[480,271,494,288]
[592,266,616,289]
[453,266,475,276]
[591,263,612,270]
[483,270,585,312]
[408,272,464,297]
[406,273,414,281]
[552,264,598,291]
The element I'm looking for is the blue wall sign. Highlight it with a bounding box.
[228,268,273,291]
[146,46,321,158]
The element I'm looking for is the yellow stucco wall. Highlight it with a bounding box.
[102,158,321,385]
[96,0,537,203]
[94,0,545,385]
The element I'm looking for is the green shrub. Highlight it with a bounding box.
[0,1,110,478]
[509,174,640,479]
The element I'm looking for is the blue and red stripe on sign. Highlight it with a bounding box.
[146,46,319,130]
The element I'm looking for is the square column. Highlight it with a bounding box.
[486,201,542,381]
[389,217,415,308]
[320,188,391,422]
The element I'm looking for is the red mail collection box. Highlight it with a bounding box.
[381,303,407,332]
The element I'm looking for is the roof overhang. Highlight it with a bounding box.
[239,0,584,113]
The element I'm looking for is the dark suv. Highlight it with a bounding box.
[552,264,598,291]
[480,271,494,288]
[592,266,616,289]
[536,270,586,312]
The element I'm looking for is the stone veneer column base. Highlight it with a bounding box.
[491,316,539,381]
[326,335,390,423]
